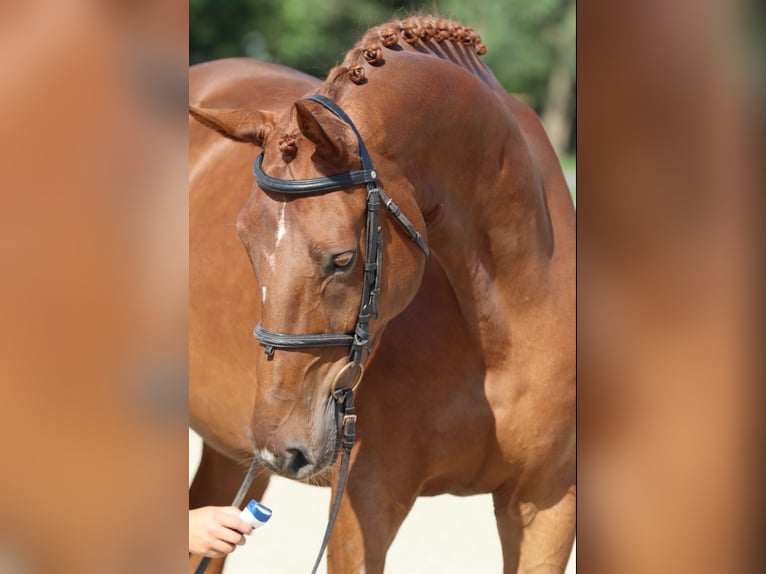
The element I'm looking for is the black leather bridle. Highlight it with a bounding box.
[243,94,429,574]
[252,94,429,382]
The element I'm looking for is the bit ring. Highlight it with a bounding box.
[331,362,365,395]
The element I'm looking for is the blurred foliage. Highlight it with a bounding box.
[190,0,575,112]
[190,0,576,153]
[438,0,575,108]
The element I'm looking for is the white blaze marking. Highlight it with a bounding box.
[265,203,286,271]
[275,203,287,247]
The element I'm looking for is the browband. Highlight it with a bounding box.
[253,154,377,195]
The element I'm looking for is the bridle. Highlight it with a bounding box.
[194,94,428,574]
[252,94,429,390]
[254,94,429,573]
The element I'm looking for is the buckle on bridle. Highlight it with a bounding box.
[341,413,357,451]
[332,387,357,451]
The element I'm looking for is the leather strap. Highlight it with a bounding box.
[254,322,355,356]
[253,153,377,195]
[193,457,260,574]
[310,389,356,574]
[252,94,429,256]
[193,392,356,574]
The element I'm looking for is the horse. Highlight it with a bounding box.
[189,16,575,574]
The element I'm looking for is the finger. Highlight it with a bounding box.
[215,526,245,546]
[211,539,236,556]
[238,519,253,535]
[216,509,253,534]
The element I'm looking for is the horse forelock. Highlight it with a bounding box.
[323,15,491,93]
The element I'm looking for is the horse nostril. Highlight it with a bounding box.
[284,446,312,476]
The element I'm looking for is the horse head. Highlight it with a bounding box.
[190,95,428,479]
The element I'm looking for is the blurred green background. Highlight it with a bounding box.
[189,0,575,189]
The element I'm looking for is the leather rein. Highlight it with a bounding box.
[195,94,428,574]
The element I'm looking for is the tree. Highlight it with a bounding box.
[437,0,575,153]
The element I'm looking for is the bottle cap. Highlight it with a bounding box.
[239,499,273,530]
[246,500,272,523]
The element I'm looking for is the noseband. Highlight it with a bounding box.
[252,94,429,385]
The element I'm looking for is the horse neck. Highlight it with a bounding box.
[349,74,557,367]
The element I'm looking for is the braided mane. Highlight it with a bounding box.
[324,16,493,92]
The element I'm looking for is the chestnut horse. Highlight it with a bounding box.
[190,16,575,574]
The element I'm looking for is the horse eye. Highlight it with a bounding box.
[331,250,356,271]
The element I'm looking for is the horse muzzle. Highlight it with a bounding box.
[255,398,341,480]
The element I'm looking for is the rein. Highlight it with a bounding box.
[193,390,356,574]
[197,94,428,574]
[192,457,260,574]
[310,388,356,574]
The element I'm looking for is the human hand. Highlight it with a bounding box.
[189,506,254,558]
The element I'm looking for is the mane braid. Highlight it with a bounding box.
[323,15,491,93]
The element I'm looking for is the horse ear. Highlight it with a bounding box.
[294,99,355,164]
[189,106,277,146]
